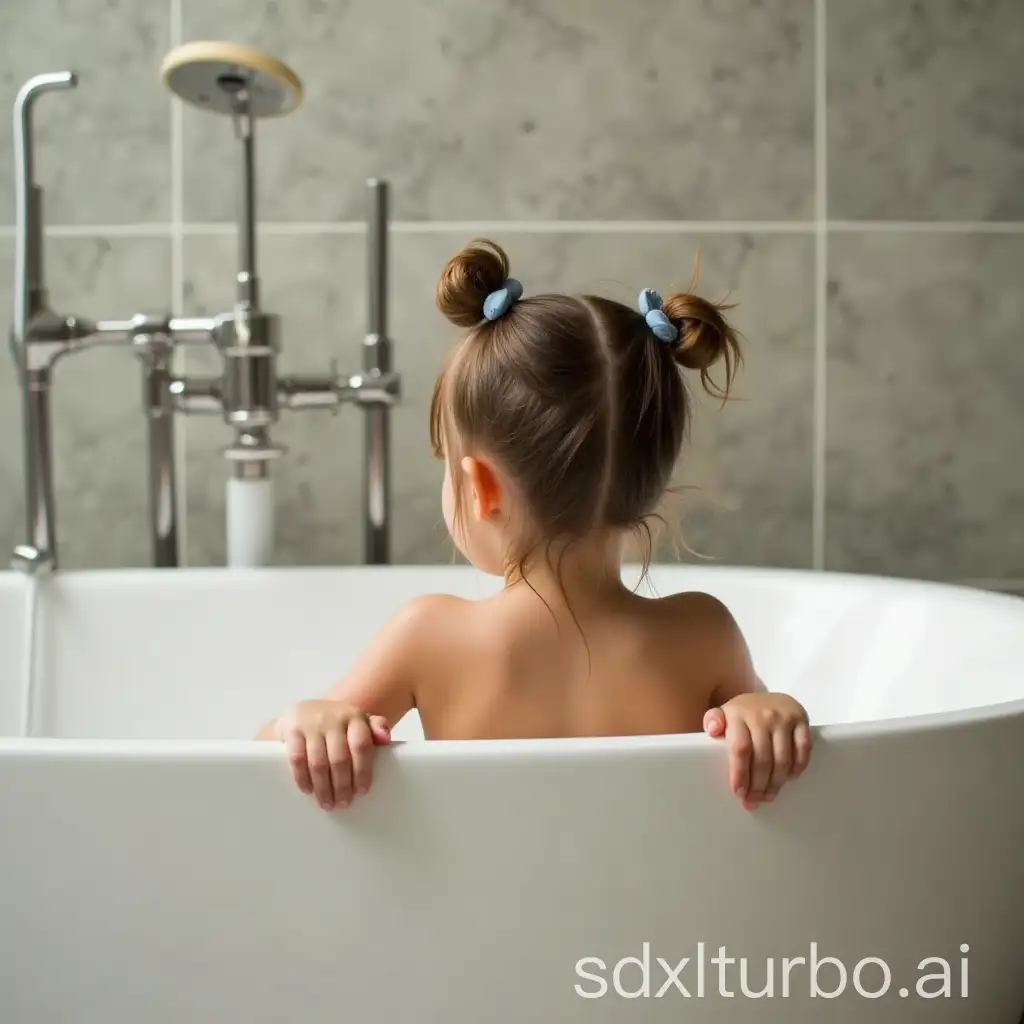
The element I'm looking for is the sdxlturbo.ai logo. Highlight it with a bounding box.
[574,943,970,1000]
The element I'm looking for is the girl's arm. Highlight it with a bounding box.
[256,596,442,738]
[690,594,813,810]
[257,595,455,809]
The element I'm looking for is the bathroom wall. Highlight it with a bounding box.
[0,0,1021,586]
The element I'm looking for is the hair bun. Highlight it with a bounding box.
[661,291,743,398]
[435,239,511,328]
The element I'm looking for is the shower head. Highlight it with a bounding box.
[159,41,303,118]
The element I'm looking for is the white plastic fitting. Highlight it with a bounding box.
[226,476,275,568]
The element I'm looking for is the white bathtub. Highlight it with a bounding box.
[0,564,1022,1023]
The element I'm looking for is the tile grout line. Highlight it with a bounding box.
[183,220,817,235]
[169,0,189,566]
[1,220,1024,240]
[829,221,1024,233]
[0,224,169,238]
[811,0,828,571]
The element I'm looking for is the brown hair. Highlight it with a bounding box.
[430,239,742,580]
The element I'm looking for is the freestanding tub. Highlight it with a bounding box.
[0,564,1021,1023]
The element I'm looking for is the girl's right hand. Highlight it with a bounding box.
[702,692,812,810]
[272,701,392,810]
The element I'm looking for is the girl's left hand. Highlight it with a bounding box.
[702,693,812,810]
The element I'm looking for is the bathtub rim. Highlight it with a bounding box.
[0,559,1023,598]
[0,562,1022,633]
[1,692,1021,762]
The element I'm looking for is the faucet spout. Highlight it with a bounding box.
[10,71,78,573]
[12,71,77,352]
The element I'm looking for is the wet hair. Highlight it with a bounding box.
[430,238,742,580]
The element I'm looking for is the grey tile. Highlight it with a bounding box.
[828,0,1024,220]
[0,236,173,568]
[0,1,171,225]
[826,232,1024,579]
[180,234,368,566]
[181,0,814,222]
[387,231,815,568]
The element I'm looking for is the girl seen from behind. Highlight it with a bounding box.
[258,240,812,812]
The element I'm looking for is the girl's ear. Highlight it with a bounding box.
[461,456,503,521]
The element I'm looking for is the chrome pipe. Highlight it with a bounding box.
[278,374,338,411]
[87,321,133,347]
[22,369,57,562]
[230,90,259,313]
[367,180,388,341]
[92,318,135,337]
[12,71,76,353]
[90,316,217,348]
[27,186,44,299]
[277,372,400,411]
[339,372,399,407]
[364,402,390,564]
[168,317,218,344]
[143,359,178,567]
[170,376,223,415]
[363,178,392,565]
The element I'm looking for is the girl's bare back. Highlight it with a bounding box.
[411,587,756,741]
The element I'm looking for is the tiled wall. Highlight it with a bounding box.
[0,0,1021,585]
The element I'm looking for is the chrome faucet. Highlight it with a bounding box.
[9,72,214,573]
[8,56,400,573]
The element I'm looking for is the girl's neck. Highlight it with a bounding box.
[505,531,629,609]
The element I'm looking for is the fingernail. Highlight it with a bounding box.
[338,798,350,808]
[356,785,368,795]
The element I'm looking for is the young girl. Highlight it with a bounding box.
[258,240,812,812]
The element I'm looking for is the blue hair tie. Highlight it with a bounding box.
[483,277,523,321]
[638,287,678,343]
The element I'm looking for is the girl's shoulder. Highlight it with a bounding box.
[643,589,751,666]
[647,588,739,628]
[386,592,478,647]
